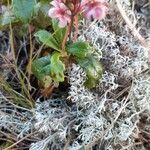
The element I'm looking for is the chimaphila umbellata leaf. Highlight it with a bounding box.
[12,0,36,23]
[67,41,91,58]
[34,30,60,51]
[32,55,51,81]
[52,19,66,43]
[77,56,103,88]
[49,52,65,83]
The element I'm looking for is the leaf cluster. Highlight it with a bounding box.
[32,21,103,88]
[0,0,103,93]
[0,0,52,30]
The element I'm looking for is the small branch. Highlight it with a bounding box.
[61,25,70,56]
[116,0,150,48]
[27,24,33,91]
[3,131,38,150]
[61,16,74,57]
[73,15,79,42]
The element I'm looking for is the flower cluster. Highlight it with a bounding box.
[48,0,71,27]
[48,0,108,27]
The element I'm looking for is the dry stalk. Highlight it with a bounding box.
[3,131,38,150]
[115,0,150,49]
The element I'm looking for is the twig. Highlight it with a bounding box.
[61,14,75,57]
[73,15,79,41]
[122,142,143,150]
[3,131,38,150]
[85,82,133,149]
[115,0,150,48]
[0,91,33,113]
[27,24,34,91]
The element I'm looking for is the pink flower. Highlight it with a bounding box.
[81,0,108,20]
[48,0,71,27]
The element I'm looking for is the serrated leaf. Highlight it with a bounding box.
[34,30,60,51]
[77,56,103,88]
[67,41,90,58]
[32,53,65,87]
[32,2,51,28]
[50,52,65,82]
[32,55,51,80]
[52,19,66,43]
[12,0,36,23]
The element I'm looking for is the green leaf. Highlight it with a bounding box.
[52,19,66,43]
[77,56,103,88]
[50,52,65,82]
[32,1,51,28]
[67,41,91,58]
[34,30,60,51]
[12,0,36,23]
[32,53,65,87]
[39,0,51,4]
[32,55,51,80]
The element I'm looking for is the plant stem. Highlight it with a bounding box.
[61,15,74,57]
[61,26,69,56]
[116,0,149,48]
[27,24,33,90]
[74,15,79,41]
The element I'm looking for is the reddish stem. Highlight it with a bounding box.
[61,0,80,56]
[61,16,73,56]
[74,15,79,41]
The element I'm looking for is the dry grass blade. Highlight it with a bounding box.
[0,76,34,109]
[116,0,150,48]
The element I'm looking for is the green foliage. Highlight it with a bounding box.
[68,41,103,88]
[32,38,102,89]
[32,53,65,87]
[32,1,51,28]
[1,0,104,97]
[32,55,52,87]
[34,30,60,51]
[50,52,65,83]
[31,55,51,81]
[34,22,66,50]
[38,0,51,3]
[67,41,91,58]
[52,19,66,43]
[12,0,36,23]
[78,56,103,88]
[0,0,51,30]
